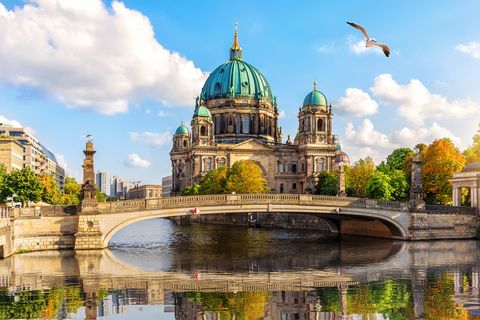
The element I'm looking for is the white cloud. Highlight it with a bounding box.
[158,110,172,117]
[455,41,480,59]
[371,74,479,125]
[344,119,392,148]
[145,109,151,115]
[317,43,335,53]
[0,115,22,128]
[278,110,286,119]
[125,153,150,168]
[349,37,383,55]
[391,122,461,147]
[129,131,171,148]
[0,0,208,115]
[336,88,378,116]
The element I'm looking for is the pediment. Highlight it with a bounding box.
[228,139,274,151]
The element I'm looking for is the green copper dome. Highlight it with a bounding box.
[200,29,273,103]
[200,59,273,103]
[193,106,211,118]
[175,123,189,135]
[303,82,327,107]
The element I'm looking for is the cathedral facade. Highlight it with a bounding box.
[170,29,349,195]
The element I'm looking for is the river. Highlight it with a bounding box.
[0,218,479,319]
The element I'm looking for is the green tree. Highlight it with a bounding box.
[38,174,63,205]
[182,160,269,195]
[316,171,338,195]
[345,157,376,197]
[0,164,6,184]
[96,189,107,202]
[389,169,409,201]
[366,171,395,200]
[0,167,42,206]
[199,167,228,194]
[62,177,81,205]
[463,126,480,164]
[386,148,414,171]
[422,138,465,204]
[182,184,200,195]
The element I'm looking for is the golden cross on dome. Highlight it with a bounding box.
[313,80,317,90]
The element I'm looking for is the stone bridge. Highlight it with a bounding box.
[0,193,477,257]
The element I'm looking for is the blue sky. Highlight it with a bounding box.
[1,0,479,184]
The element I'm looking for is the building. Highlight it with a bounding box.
[127,185,162,200]
[0,139,24,172]
[162,175,172,197]
[96,171,108,195]
[170,28,348,195]
[0,124,65,188]
[110,176,137,200]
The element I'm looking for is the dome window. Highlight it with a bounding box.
[242,81,248,87]
[214,83,221,95]
[220,68,224,73]
[241,67,246,72]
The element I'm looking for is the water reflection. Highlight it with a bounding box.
[0,219,479,319]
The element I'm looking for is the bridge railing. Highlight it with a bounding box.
[422,205,477,215]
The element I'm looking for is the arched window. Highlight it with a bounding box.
[217,158,226,168]
[317,118,324,131]
[214,82,221,95]
[204,158,212,172]
[183,140,187,148]
[301,119,305,132]
[200,126,207,136]
[242,115,250,133]
[316,158,325,172]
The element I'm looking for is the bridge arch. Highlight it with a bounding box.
[98,197,410,247]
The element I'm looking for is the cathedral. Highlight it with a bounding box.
[170,28,349,195]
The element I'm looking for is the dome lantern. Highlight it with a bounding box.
[230,22,242,60]
[175,122,190,136]
[303,81,328,107]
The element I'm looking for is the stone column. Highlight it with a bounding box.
[337,164,346,197]
[471,187,478,207]
[452,187,461,206]
[410,150,426,210]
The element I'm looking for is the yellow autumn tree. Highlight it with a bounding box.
[422,139,465,205]
[345,157,376,197]
[224,160,269,194]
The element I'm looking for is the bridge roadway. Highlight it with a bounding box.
[1,194,477,256]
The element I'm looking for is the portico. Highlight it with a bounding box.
[450,162,480,208]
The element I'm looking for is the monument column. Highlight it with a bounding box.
[75,135,105,250]
[337,164,346,197]
[410,148,426,210]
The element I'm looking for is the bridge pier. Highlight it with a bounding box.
[74,213,105,250]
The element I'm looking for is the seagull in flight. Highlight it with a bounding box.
[347,22,390,57]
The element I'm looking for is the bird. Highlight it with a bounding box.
[347,21,390,57]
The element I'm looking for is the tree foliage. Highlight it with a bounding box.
[422,138,465,204]
[366,171,395,200]
[315,171,338,195]
[345,157,376,197]
[62,177,81,205]
[386,148,414,171]
[224,161,269,194]
[96,189,107,202]
[388,169,409,201]
[0,167,42,206]
[463,127,480,164]
[182,161,269,195]
[38,174,63,205]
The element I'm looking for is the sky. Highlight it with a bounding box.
[0,0,480,184]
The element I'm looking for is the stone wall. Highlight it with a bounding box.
[409,212,477,240]
[11,216,77,253]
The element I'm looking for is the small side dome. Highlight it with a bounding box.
[303,81,327,107]
[193,106,212,118]
[175,123,190,136]
[335,151,350,166]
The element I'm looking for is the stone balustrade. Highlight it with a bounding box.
[10,194,476,217]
